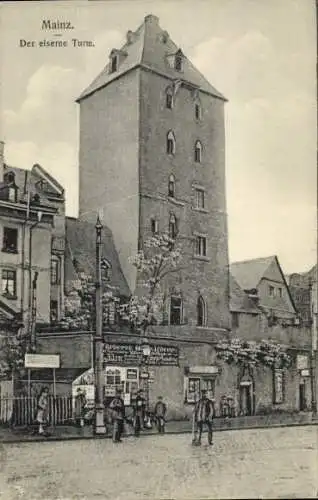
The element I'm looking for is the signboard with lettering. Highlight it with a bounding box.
[24,354,60,369]
[104,343,179,366]
[296,355,308,371]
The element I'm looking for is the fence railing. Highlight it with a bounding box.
[0,395,73,426]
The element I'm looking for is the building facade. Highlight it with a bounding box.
[0,141,65,327]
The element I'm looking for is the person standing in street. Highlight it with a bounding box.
[109,388,125,442]
[154,396,167,434]
[133,389,146,437]
[36,387,49,436]
[74,388,87,428]
[192,389,215,446]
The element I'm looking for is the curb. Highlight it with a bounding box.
[1,420,316,444]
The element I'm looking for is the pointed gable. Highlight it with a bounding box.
[77,14,226,102]
[230,256,275,291]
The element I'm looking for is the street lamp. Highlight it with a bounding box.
[94,215,106,435]
[141,337,151,413]
[28,210,43,351]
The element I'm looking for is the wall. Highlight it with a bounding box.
[78,70,140,292]
[139,69,230,330]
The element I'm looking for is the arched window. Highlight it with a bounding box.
[194,140,202,163]
[167,131,176,155]
[166,88,173,109]
[197,295,206,327]
[168,174,175,198]
[169,213,177,240]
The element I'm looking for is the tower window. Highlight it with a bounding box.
[2,269,17,298]
[195,103,201,120]
[169,214,177,240]
[194,141,202,163]
[167,131,176,155]
[195,189,205,209]
[195,235,207,257]
[3,227,18,253]
[166,89,173,109]
[151,219,159,234]
[197,295,206,326]
[168,174,175,198]
[170,296,182,325]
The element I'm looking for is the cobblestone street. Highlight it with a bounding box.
[0,426,317,499]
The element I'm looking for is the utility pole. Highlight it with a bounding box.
[309,278,317,415]
[94,215,106,435]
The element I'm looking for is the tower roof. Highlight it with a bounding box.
[77,14,226,102]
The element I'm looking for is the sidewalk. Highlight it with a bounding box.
[1,412,316,444]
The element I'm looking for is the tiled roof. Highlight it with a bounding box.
[229,274,260,314]
[230,256,276,291]
[77,14,226,102]
[64,217,130,298]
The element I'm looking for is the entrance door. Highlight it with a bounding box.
[240,384,252,416]
[299,382,306,411]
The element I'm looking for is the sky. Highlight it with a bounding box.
[0,0,316,274]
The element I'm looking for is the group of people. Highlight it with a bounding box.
[34,386,216,446]
[109,389,167,442]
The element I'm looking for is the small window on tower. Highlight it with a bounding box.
[175,54,183,71]
[151,219,159,234]
[195,103,201,121]
[110,55,118,73]
[167,131,176,155]
[166,89,173,109]
[168,174,175,198]
[169,214,177,241]
[194,140,202,163]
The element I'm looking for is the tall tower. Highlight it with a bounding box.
[77,14,230,330]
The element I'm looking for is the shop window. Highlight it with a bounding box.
[197,295,206,326]
[273,369,284,404]
[186,377,200,403]
[167,130,176,155]
[2,227,18,253]
[2,269,17,298]
[50,258,59,285]
[170,295,182,325]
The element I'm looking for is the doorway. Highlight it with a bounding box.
[239,383,253,416]
[299,381,307,411]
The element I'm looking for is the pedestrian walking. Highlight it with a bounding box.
[109,389,125,442]
[36,387,49,436]
[154,396,167,434]
[192,389,215,446]
[133,389,146,437]
[74,388,87,427]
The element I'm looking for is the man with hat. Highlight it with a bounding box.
[109,388,125,442]
[133,389,146,437]
[192,389,215,446]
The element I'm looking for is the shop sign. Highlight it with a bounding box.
[297,355,308,370]
[300,369,310,377]
[104,343,179,366]
[140,372,149,379]
[24,354,60,369]
[127,369,138,380]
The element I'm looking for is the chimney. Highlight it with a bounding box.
[144,14,159,24]
[0,141,4,182]
[126,30,135,44]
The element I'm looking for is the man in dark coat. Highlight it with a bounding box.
[109,389,125,442]
[154,396,167,433]
[133,389,146,437]
[193,389,215,446]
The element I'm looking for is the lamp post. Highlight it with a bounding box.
[141,337,151,412]
[28,210,43,352]
[94,215,106,435]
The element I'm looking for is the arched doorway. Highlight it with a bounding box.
[238,364,255,416]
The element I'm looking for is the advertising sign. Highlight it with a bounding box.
[104,343,179,366]
[24,354,60,369]
[296,355,308,371]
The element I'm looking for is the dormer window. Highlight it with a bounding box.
[4,171,15,184]
[175,53,183,71]
[110,55,118,73]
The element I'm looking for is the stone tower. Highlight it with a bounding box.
[77,14,230,331]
